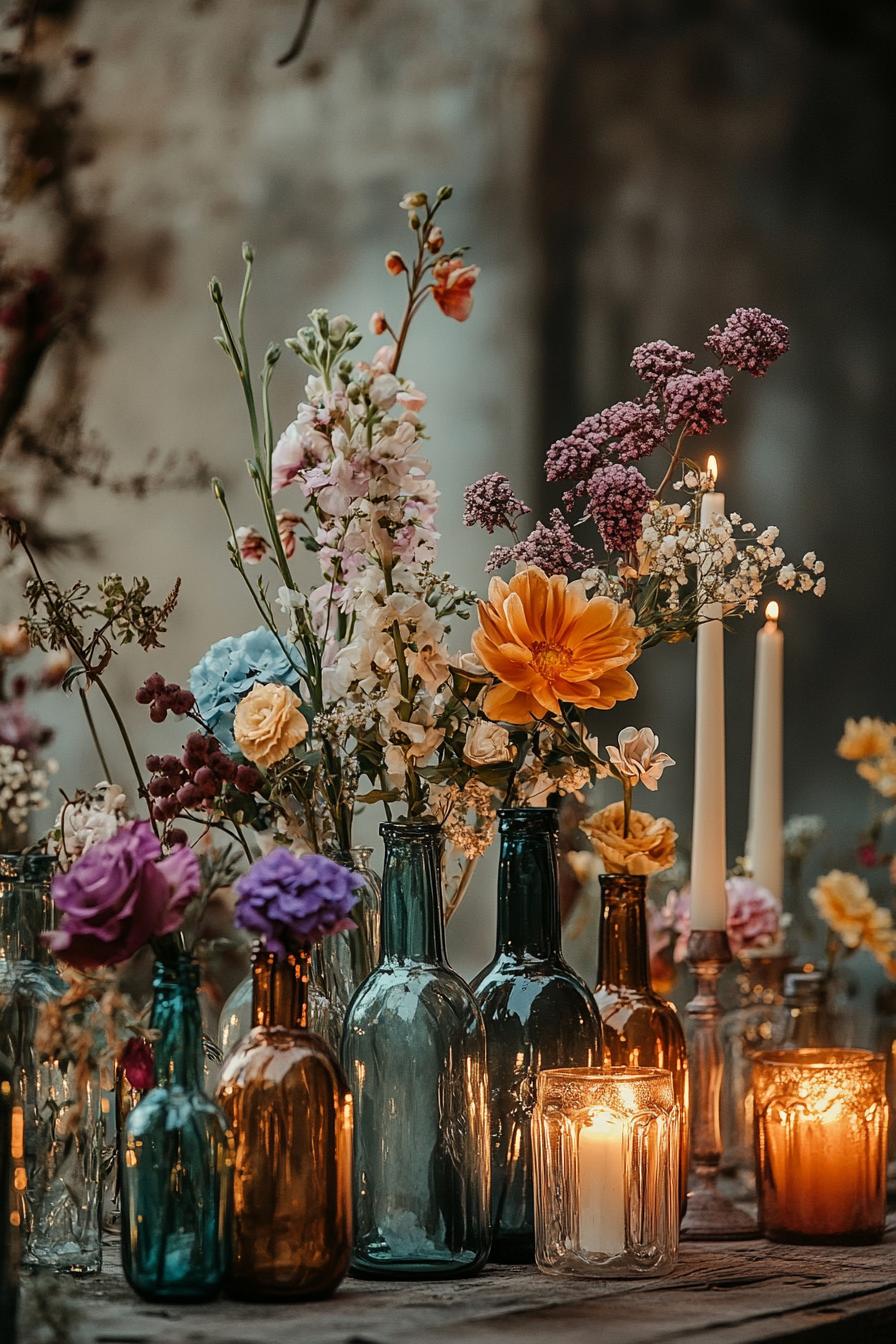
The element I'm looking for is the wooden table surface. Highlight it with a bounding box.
[59,1224,896,1344]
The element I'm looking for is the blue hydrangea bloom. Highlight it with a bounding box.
[189,627,303,751]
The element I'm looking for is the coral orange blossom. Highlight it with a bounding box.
[471,566,642,725]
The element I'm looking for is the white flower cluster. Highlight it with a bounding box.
[0,745,54,834]
[47,781,129,869]
[637,496,825,617]
[272,332,477,799]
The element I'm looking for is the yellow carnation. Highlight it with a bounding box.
[836,716,896,761]
[809,869,876,948]
[581,801,677,876]
[234,682,308,769]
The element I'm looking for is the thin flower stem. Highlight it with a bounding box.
[445,855,477,923]
[78,687,113,781]
[654,426,689,501]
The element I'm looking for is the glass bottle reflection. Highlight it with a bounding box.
[120,955,233,1302]
[780,969,838,1047]
[594,873,689,1215]
[720,951,789,1180]
[343,822,491,1277]
[1,1049,17,1332]
[472,808,602,1262]
[217,945,352,1300]
[0,854,103,1273]
[218,846,379,1058]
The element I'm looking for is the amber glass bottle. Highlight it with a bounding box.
[594,873,689,1213]
[216,946,352,1300]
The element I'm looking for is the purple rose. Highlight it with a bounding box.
[234,849,361,956]
[46,820,201,970]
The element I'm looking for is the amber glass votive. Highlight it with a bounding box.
[533,1068,679,1278]
[753,1049,887,1244]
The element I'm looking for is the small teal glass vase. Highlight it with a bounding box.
[120,954,233,1302]
[343,822,491,1278]
[472,808,603,1262]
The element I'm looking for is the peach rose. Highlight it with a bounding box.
[582,801,677,876]
[234,683,308,769]
[462,719,513,767]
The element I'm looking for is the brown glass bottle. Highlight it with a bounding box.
[216,946,352,1300]
[594,874,689,1214]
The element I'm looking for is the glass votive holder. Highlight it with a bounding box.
[533,1067,679,1278]
[753,1048,888,1244]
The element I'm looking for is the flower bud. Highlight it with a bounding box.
[399,191,428,209]
[385,251,406,275]
[329,313,353,342]
[241,241,254,263]
[436,185,453,201]
[369,310,387,335]
[408,211,420,231]
[426,226,444,254]
[208,277,223,303]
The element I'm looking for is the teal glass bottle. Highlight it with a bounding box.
[472,808,602,1262]
[343,822,491,1278]
[120,954,233,1302]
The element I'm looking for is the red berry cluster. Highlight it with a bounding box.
[146,733,261,826]
[136,673,195,723]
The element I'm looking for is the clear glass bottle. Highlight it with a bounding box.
[0,853,103,1273]
[1,1049,17,1331]
[720,951,790,1179]
[218,846,379,1058]
[343,822,491,1278]
[594,873,689,1215]
[472,808,602,1262]
[120,954,233,1302]
[217,945,352,1299]
[780,969,837,1047]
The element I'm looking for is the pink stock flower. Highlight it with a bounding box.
[432,257,480,322]
[236,526,268,564]
[397,385,427,413]
[276,511,300,559]
[271,418,329,492]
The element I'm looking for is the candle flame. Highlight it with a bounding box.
[707,454,718,486]
[765,600,779,624]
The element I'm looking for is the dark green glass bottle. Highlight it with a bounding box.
[343,822,491,1278]
[472,808,602,1262]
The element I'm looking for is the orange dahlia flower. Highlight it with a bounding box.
[471,566,641,724]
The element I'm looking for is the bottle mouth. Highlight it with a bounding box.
[498,807,558,831]
[379,820,442,839]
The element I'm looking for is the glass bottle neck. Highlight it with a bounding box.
[596,874,652,990]
[495,810,561,958]
[151,956,203,1090]
[0,855,55,964]
[251,946,310,1029]
[380,824,446,964]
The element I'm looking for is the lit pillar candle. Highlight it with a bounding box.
[690,455,727,930]
[577,1109,626,1255]
[746,602,783,899]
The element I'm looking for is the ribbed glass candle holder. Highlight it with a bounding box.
[753,1048,887,1244]
[533,1067,679,1278]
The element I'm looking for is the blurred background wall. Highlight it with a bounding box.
[2,0,894,991]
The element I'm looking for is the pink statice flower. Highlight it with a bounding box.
[664,367,732,435]
[462,473,530,533]
[631,340,695,387]
[587,463,652,553]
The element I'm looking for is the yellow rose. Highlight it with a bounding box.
[581,801,677,876]
[836,716,896,761]
[234,683,308,769]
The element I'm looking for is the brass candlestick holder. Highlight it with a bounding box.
[681,928,756,1240]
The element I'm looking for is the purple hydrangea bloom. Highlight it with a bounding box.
[462,473,530,533]
[705,307,790,377]
[487,509,596,576]
[664,367,732,436]
[47,821,200,970]
[234,849,361,955]
[587,464,653,553]
[630,340,695,386]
